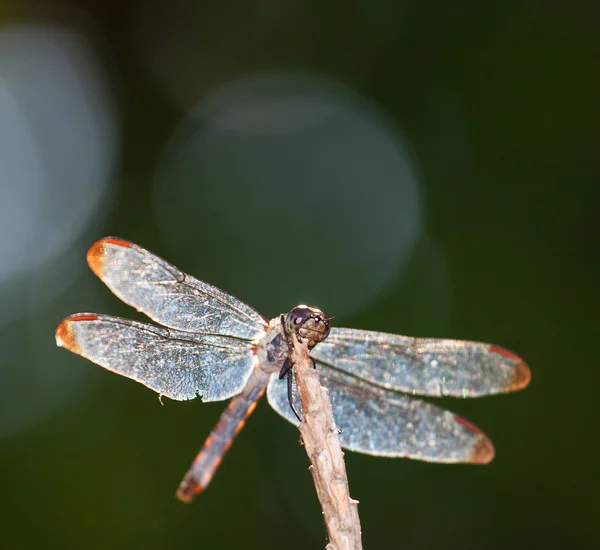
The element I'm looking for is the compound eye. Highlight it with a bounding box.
[284,306,312,334]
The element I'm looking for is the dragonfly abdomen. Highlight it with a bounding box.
[176,368,270,502]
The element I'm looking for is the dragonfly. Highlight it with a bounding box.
[56,237,531,503]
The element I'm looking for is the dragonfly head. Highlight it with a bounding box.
[284,305,331,350]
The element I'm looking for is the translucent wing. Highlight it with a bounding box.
[267,365,494,463]
[311,327,530,398]
[86,237,268,340]
[56,314,258,402]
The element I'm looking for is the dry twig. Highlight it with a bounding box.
[291,334,363,550]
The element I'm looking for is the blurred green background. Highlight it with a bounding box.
[0,1,598,548]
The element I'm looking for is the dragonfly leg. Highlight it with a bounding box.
[287,370,302,422]
[278,349,307,421]
[278,356,293,379]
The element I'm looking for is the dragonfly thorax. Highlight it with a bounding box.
[256,306,330,377]
[256,317,291,374]
[284,305,331,350]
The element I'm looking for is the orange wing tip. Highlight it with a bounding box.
[87,237,131,277]
[454,415,495,463]
[489,345,531,391]
[507,361,531,391]
[55,320,71,349]
[470,436,495,464]
[56,315,96,351]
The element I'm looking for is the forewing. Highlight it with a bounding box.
[86,237,267,339]
[311,327,530,398]
[56,314,257,402]
[267,365,494,463]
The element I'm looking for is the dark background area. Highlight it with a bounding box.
[0,1,598,548]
